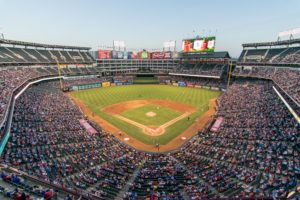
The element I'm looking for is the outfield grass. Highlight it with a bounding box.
[120,104,182,126]
[70,85,220,145]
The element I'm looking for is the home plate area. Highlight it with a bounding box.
[146,111,156,117]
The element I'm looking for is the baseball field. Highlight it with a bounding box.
[69,84,220,151]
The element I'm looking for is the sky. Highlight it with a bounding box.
[0,0,299,57]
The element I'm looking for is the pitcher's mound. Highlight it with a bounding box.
[146,111,156,117]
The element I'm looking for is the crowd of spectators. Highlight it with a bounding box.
[160,76,226,89]
[233,66,300,105]
[173,80,300,199]
[2,82,134,198]
[0,70,300,199]
[0,68,43,124]
[239,47,300,64]
[0,66,101,126]
[125,155,186,199]
[172,63,226,77]
[272,68,300,105]
[0,171,56,200]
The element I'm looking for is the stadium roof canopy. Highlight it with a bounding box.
[180,51,230,59]
[0,39,91,50]
[242,38,300,48]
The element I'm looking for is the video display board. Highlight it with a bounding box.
[182,36,216,53]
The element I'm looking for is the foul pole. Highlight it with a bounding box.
[227,61,233,89]
[54,58,64,90]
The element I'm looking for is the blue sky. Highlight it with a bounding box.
[0,0,299,57]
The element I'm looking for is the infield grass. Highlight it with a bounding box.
[70,85,220,145]
[120,104,182,126]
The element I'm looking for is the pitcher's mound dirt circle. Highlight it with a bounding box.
[146,111,156,117]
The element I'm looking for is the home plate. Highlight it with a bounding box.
[124,137,130,141]
[146,111,156,117]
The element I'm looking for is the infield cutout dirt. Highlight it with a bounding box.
[101,100,196,136]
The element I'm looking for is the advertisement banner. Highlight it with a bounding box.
[151,52,165,59]
[98,50,112,59]
[102,82,111,87]
[128,52,137,59]
[79,119,97,135]
[163,41,176,49]
[182,36,216,53]
[178,81,186,87]
[187,84,194,88]
[123,51,128,59]
[210,117,224,132]
[195,85,202,88]
[151,51,173,59]
[117,51,124,59]
[164,51,172,59]
[138,51,149,59]
[211,87,219,91]
[173,83,179,87]
[112,51,118,59]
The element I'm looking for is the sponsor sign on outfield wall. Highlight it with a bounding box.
[102,82,111,87]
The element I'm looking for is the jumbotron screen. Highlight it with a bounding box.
[182,36,216,53]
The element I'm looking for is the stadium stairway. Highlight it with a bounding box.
[33,49,51,63]
[115,159,146,199]
[169,155,221,198]
[4,47,26,62]
[21,49,39,63]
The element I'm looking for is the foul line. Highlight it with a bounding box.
[114,111,193,136]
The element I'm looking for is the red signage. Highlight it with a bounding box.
[151,52,165,59]
[98,50,112,59]
[151,51,172,59]
[164,51,172,59]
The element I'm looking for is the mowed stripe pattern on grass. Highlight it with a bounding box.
[70,85,221,145]
[120,104,182,126]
